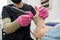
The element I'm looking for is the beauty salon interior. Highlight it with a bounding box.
[0,0,60,40]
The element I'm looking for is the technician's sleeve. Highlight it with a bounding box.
[2,6,10,19]
[2,6,11,24]
[1,6,20,34]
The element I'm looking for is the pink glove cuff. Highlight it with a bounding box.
[26,11,33,18]
[16,16,24,26]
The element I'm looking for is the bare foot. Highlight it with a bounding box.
[33,13,48,39]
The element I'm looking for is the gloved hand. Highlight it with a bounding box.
[34,6,49,20]
[16,11,33,27]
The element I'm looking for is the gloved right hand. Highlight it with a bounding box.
[16,11,33,27]
[34,6,49,20]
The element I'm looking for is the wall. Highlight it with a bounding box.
[0,0,7,40]
[0,0,7,29]
[46,0,60,22]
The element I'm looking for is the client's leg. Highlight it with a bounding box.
[33,14,48,40]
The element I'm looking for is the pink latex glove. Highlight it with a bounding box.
[35,6,49,20]
[16,11,33,27]
[26,11,33,18]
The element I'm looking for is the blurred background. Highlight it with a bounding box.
[0,0,60,40]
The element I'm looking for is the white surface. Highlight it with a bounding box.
[30,20,36,40]
[24,0,41,7]
[55,24,60,29]
[0,0,7,40]
[0,0,7,29]
[45,0,60,22]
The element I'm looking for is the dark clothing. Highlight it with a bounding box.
[2,4,36,40]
